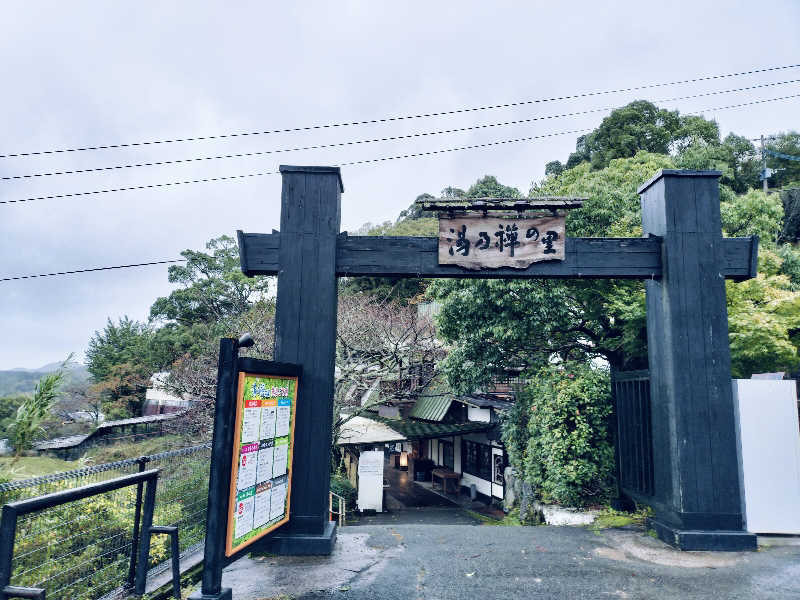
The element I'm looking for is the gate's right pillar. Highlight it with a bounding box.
[639,169,756,551]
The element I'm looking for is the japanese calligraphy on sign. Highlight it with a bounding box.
[438,215,566,269]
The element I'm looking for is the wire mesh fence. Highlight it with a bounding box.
[0,443,211,600]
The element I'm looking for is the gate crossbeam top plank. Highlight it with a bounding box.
[417,197,585,212]
[237,231,757,281]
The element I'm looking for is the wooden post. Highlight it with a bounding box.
[252,165,341,555]
[640,170,756,550]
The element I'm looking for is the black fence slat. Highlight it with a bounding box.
[613,370,654,498]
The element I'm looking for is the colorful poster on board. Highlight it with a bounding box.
[226,371,298,556]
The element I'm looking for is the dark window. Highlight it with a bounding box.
[441,441,454,471]
[461,439,492,480]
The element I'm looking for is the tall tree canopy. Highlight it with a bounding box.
[766,131,800,189]
[556,100,720,171]
[150,235,270,326]
[431,151,800,393]
[430,153,671,393]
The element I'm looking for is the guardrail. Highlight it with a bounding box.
[329,491,346,527]
[0,470,161,600]
[0,443,211,600]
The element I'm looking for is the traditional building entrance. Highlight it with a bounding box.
[201,165,759,594]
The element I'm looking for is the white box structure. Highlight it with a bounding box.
[733,379,800,534]
[357,450,384,513]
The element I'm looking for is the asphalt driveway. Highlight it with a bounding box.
[220,522,800,599]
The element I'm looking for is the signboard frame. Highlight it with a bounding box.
[224,361,301,557]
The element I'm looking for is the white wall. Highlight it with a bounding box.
[357,450,384,512]
[733,379,800,534]
[467,406,491,422]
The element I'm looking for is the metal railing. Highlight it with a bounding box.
[0,470,160,600]
[0,443,211,600]
[329,491,346,527]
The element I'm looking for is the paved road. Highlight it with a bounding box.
[351,506,480,526]
[221,524,800,599]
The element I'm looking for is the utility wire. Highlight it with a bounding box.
[1,62,798,159]
[5,78,798,182]
[0,260,185,282]
[3,92,798,207]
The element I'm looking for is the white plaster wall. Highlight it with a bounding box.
[460,471,492,497]
[467,406,491,422]
[733,379,800,533]
[357,450,384,512]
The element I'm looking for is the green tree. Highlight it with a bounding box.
[545,161,565,177]
[464,175,522,198]
[432,152,800,391]
[0,394,27,439]
[727,243,800,377]
[9,358,70,456]
[504,362,615,506]
[150,235,270,326]
[766,131,800,189]
[86,316,153,382]
[675,133,760,194]
[565,100,719,170]
[430,153,673,393]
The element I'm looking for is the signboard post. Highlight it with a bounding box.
[191,335,301,600]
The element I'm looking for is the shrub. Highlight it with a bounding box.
[329,473,357,514]
[504,361,614,507]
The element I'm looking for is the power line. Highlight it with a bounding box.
[4,92,798,207]
[0,259,185,282]
[1,62,798,159]
[0,128,584,205]
[6,78,799,182]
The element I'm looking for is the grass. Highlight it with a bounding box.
[0,435,195,481]
[465,507,524,526]
[589,506,653,532]
[82,434,191,463]
[0,455,81,479]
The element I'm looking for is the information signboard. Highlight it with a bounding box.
[225,370,298,556]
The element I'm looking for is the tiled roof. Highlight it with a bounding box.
[369,415,493,440]
[458,394,515,410]
[409,395,452,421]
[409,372,453,421]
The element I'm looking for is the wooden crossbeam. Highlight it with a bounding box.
[238,231,758,281]
[417,197,585,212]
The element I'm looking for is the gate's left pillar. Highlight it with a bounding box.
[254,165,342,555]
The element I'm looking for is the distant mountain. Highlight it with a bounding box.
[0,362,89,396]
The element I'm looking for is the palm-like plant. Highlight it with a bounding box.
[10,355,72,459]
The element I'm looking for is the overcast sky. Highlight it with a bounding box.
[1,1,799,369]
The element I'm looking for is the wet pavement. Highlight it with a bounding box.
[382,463,453,509]
[221,524,800,600]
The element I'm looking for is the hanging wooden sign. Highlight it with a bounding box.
[438,214,566,270]
[225,368,299,556]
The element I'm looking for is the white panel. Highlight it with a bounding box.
[460,472,491,496]
[491,448,504,498]
[467,406,491,422]
[734,379,800,534]
[357,450,384,512]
